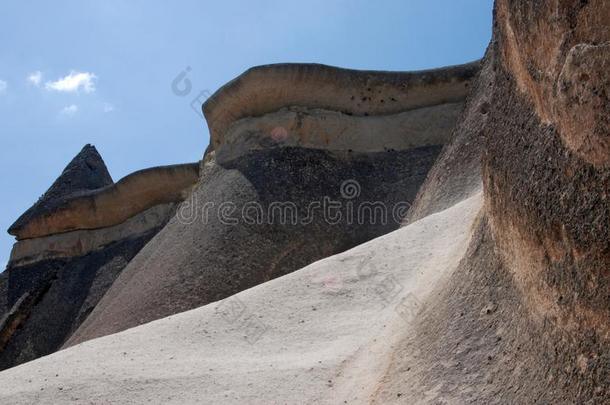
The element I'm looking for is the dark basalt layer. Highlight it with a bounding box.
[67,145,442,345]
[9,145,113,237]
[0,145,191,370]
[0,226,168,371]
[36,144,113,202]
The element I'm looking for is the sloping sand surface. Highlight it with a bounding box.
[0,194,482,404]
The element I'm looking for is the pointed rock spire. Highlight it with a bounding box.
[42,144,113,201]
[8,144,113,237]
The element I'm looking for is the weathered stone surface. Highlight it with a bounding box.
[1,2,608,402]
[9,163,199,240]
[404,50,494,224]
[8,203,176,267]
[67,145,442,345]
[34,144,113,202]
[8,145,113,239]
[0,147,195,370]
[496,0,609,166]
[217,102,463,165]
[203,62,480,148]
[0,228,167,371]
[378,1,609,402]
[487,0,609,347]
[377,215,608,403]
[63,60,478,346]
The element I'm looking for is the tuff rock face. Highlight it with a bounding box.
[481,0,609,398]
[375,1,610,402]
[8,144,114,238]
[9,162,199,240]
[66,62,479,346]
[0,1,608,402]
[495,0,609,167]
[488,0,610,340]
[0,146,199,370]
[404,50,494,224]
[203,62,480,149]
[31,144,113,201]
[1,63,478,366]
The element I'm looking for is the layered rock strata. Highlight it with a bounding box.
[9,161,199,240]
[0,1,607,402]
[66,62,479,345]
[0,146,199,370]
[204,62,480,148]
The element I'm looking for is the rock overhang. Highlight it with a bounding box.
[202,61,482,151]
[9,162,200,240]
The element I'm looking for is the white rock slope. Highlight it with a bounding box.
[0,194,482,404]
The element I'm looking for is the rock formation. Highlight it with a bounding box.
[403,50,494,224]
[9,160,199,240]
[65,61,478,346]
[0,0,607,403]
[203,62,479,150]
[375,1,610,402]
[0,146,199,370]
[0,193,485,404]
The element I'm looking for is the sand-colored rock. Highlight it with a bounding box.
[491,0,609,326]
[7,144,113,240]
[203,62,480,148]
[0,147,195,370]
[379,2,609,401]
[217,102,463,164]
[1,2,607,402]
[63,59,477,347]
[0,228,167,372]
[0,193,483,405]
[484,0,610,348]
[9,163,199,240]
[8,203,175,267]
[403,50,494,224]
[66,144,443,347]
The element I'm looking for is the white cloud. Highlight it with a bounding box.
[60,104,78,116]
[46,71,96,93]
[103,102,114,113]
[27,71,42,86]
[0,80,7,93]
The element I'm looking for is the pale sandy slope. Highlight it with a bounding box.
[0,194,482,404]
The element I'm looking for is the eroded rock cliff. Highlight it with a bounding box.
[0,146,199,370]
[1,3,606,402]
[65,62,479,346]
[375,1,609,402]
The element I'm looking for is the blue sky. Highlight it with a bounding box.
[0,0,493,268]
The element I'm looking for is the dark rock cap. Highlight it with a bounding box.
[8,144,113,236]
